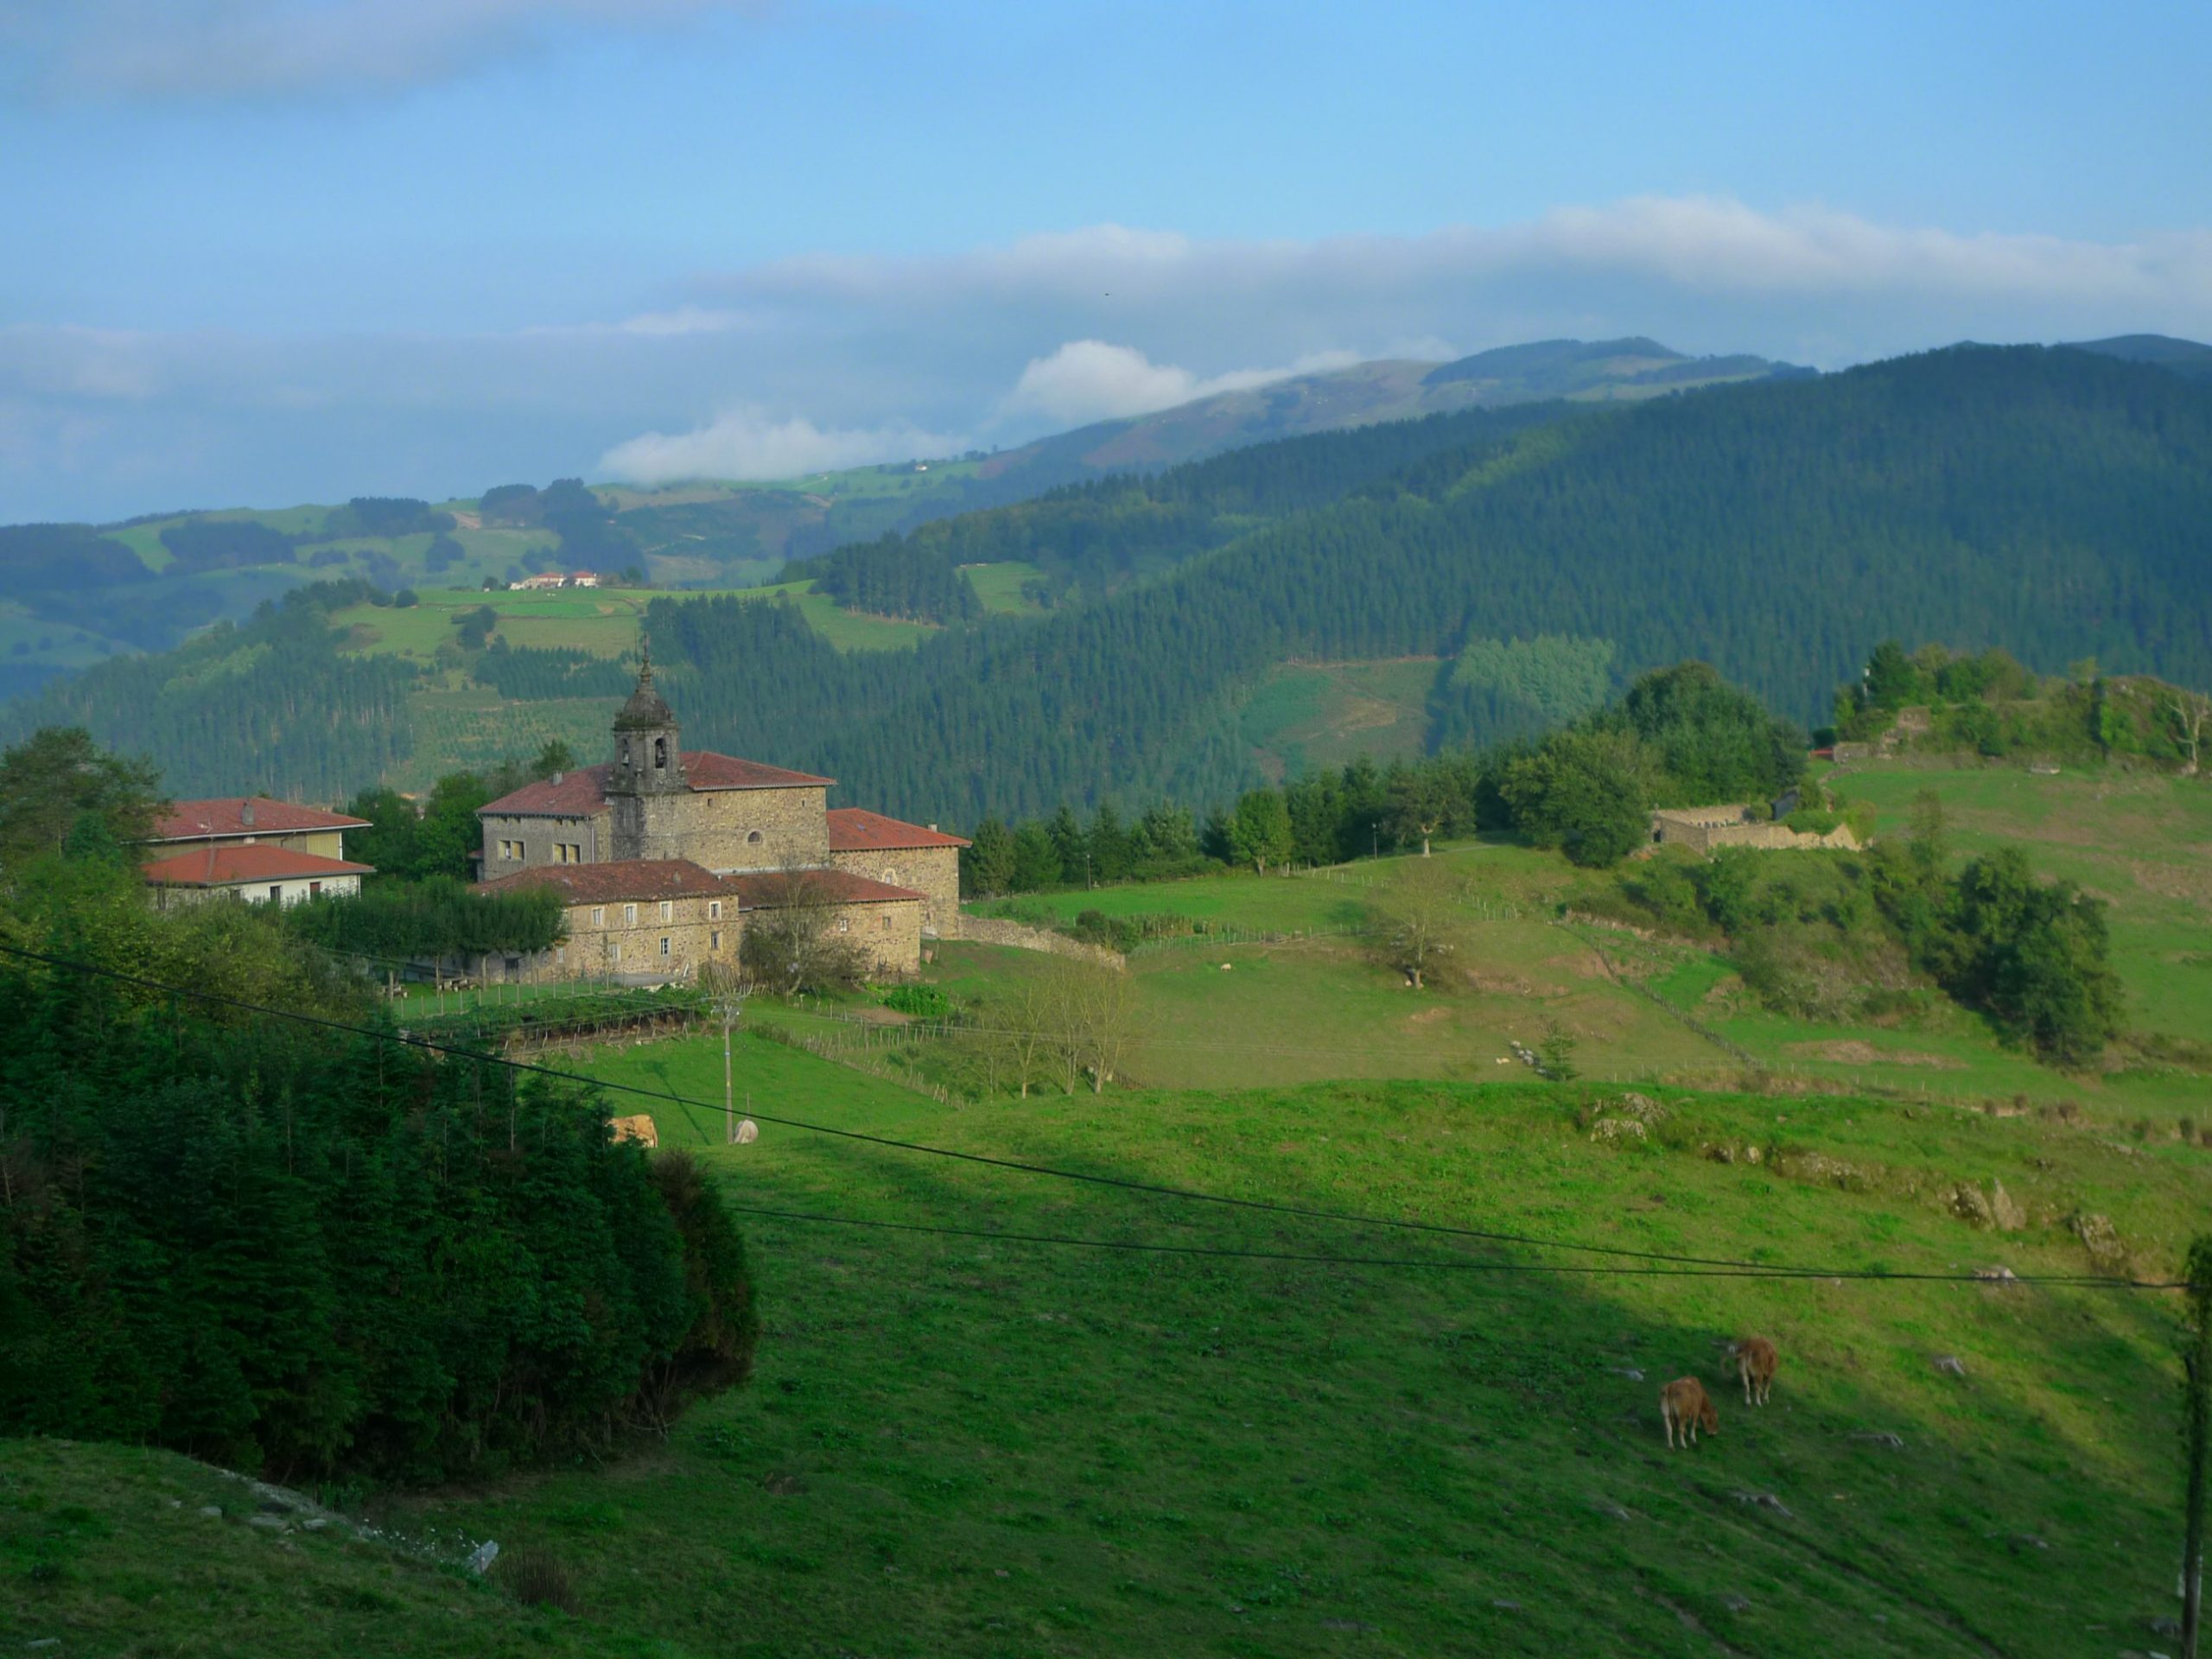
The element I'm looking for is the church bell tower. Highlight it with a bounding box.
[608,643,685,859]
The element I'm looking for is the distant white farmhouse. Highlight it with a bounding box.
[509,570,602,591]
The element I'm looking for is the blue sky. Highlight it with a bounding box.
[3,0,2210,518]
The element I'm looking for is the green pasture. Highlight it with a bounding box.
[0,607,122,669]
[0,1440,649,1659]
[1238,658,1438,779]
[354,1035,2203,1658]
[1831,765,2212,1045]
[963,561,1046,616]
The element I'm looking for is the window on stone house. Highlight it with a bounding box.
[268,885,283,904]
[880,912,892,931]
[591,906,605,927]
[659,900,672,922]
[709,899,721,919]
[611,941,621,963]
[747,830,763,844]
[710,931,722,950]
[623,903,637,925]
[654,736,668,769]
[837,916,849,932]
[659,937,671,957]
[308,881,321,898]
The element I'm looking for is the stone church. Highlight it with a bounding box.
[473,657,966,982]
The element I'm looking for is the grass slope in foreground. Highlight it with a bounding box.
[0,1440,681,1657]
[363,1037,2202,1659]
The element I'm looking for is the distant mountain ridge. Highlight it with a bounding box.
[2067,333,2212,379]
[975,335,1810,486]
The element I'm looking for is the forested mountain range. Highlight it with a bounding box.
[0,335,1802,701]
[12,341,2209,821]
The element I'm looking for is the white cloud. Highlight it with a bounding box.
[596,407,963,484]
[0,0,766,99]
[11,195,2212,520]
[1001,340,1361,425]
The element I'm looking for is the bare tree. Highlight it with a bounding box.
[2171,688,2211,777]
[1033,956,1135,1095]
[1005,978,1055,1098]
[739,864,868,995]
[1369,857,1465,990]
[700,959,757,1143]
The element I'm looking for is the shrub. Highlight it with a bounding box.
[496,1548,580,1615]
[880,982,952,1020]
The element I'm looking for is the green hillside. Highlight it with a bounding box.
[327,1049,2212,1656]
[10,741,2209,1656]
[9,345,2212,816]
[645,344,2212,823]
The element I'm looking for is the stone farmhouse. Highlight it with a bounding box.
[471,658,965,982]
[141,798,375,908]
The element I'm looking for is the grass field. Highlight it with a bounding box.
[342,1044,2198,1658]
[14,763,2212,1656]
[964,562,1047,616]
[968,799,2212,1121]
[1236,658,1438,780]
[1829,764,2212,1046]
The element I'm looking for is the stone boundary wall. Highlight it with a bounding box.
[1695,822,1862,853]
[959,915,1126,970]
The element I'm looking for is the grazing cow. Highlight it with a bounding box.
[1729,1337,1779,1406]
[609,1113,658,1148]
[1661,1377,1719,1450]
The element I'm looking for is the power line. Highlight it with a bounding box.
[716,1201,2189,1287]
[0,940,2175,1290]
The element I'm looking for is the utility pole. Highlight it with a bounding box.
[2186,1235,2212,1659]
[710,965,748,1146]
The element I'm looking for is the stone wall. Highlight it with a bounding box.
[1652,815,1861,854]
[829,844,963,938]
[959,915,1126,969]
[658,785,832,873]
[480,810,609,880]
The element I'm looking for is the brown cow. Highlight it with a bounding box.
[609,1113,659,1148]
[1660,1377,1719,1450]
[1729,1337,1779,1406]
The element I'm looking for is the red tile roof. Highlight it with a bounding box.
[480,752,834,817]
[480,764,615,817]
[724,868,925,909]
[474,858,728,905]
[683,751,836,791]
[824,807,970,852]
[152,798,370,842]
[142,844,374,887]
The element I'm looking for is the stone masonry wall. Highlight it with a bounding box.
[959,915,1125,969]
[829,844,963,938]
[524,891,740,983]
[640,786,831,873]
[822,897,925,978]
[480,810,610,880]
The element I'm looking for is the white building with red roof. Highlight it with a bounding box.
[142,796,374,907]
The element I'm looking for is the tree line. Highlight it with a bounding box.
[0,793,757,1484]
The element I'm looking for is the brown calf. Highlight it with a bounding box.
[1729,1337,1779,1406]
[1660,1376,1719,1449]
